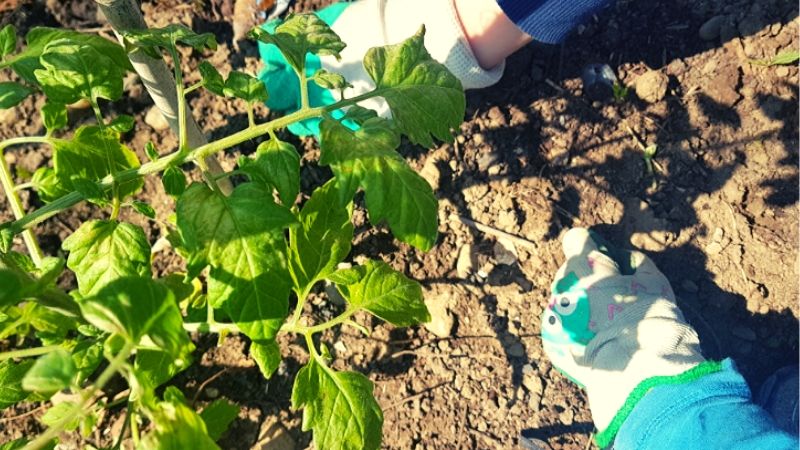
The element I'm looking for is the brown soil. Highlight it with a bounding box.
[1,0,798,449]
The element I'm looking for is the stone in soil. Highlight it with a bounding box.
[251,416,296,450]
[699,15,726,41]
[456,243,478,279]
[493,237,518,265]
[423,289,455,338]
[634,70,669,103]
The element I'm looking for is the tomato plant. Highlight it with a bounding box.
[0,13,464,450]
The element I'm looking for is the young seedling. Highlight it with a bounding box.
[749,49,800,67]
[612,81,630,103]
[0,13,465,450]
[625,124,662,188]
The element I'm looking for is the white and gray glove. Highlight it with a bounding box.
[541,228,707,445]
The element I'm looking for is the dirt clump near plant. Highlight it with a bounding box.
[0,0,797,449]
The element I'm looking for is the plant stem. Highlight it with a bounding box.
[246,102,255,128]
[0,345,61,361]
[283,307,356,335]
[23,341,136,450]
[304,332,319,359]
[110,196,121,221]
[129,410,140,447]
[7,88,388,236]
[0,136,50,267]
[299,71,310,110]
[289,285,313,328]
[91,101,105,127]
[184,82,203,94]
[14,182,34,191]
[183,321,241,334]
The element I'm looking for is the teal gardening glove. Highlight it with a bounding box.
[256,0,505,136]
[542,228,721,447]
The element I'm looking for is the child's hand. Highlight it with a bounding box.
[542,228,705,436]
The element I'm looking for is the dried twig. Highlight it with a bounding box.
[191,367,230,406]
[448,214,537,251]
[0,404,46,422]
[383,382,449,411]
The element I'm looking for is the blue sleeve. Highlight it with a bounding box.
[615,359,798,450]
[495,0,612,44]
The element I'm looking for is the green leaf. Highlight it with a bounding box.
[337,260,429,326]
[320,117,438,251]
[751,50,800,66]
[199,61,225,96]
[769,50,800,65]
[134,348,191,390]
[243,138,299,206]
[0,359,34,409]
[70,177,109,206]
[34,40,124,104]
[145,141,159,161]
[287,180,353,294]
[0,439,54,450]
[0,24,17,57]
[292,359,382,450]
[326,266,364,285]
[0,226,13,254]
[319,113,399,168]
[223,71,268,103]
[41,101,68,132]
[177,183,295,341]
[0,254,78,317]
[0,269,22,306]
[162,166,186,196]
[123,24,217,54]
[132,200,157,219]
[249,13,345,74]
[71,339,103,383]
[140,387,220,450]
[250,340,280,379]
[0,438,31,450]
[40,401,80,431]
[62,220,151,296]
[108,114,135,133]
[52,125,142,200]
[363,26,465,147]
[0,82,32,109]
[200,399,240,441]
[81,277,191,358]
[4,27,132,85]
[22,348,77,393]
[311,69,351,90]
[31,167,69,202]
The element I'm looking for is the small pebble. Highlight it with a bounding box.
[699,15,725,41]
[333,341,347,353]
[205,387,220,399]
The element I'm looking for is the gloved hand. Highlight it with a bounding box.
[541,228,710,445]
[256,0,505,136]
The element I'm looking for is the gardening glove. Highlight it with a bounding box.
[256,0,504,136]
[541,228,709,445]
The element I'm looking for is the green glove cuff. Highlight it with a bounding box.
[594,360,724,449]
